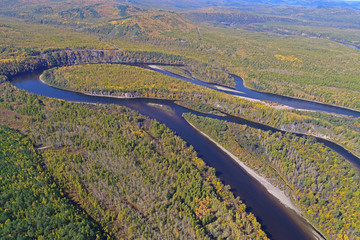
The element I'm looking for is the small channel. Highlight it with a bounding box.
[11,70,326,240]
[150,66,360,118]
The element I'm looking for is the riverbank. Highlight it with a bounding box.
[238,75,360,116]
[40,70,360,171]
[185,119,299,213]
[14,69,339,240]
[151,65,313,112]
[40,73,173,101]
[212,85,305,110]
[146,66,360,169]
[185,119,326,240]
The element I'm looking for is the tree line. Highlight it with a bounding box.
[183,113,360,240]
[0,82,268,239]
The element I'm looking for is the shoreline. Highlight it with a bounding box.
[211,85,312,111]
[185,119,326,240]
[40,72,360,167]
[151,65,315,112]
[18,69,337,240]
[40,73,173,101]
[185,120,300,213]
[240,76,360,115]
[152,65,360,115]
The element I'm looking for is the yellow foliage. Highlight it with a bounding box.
[192,157,204,168]
[195,196,213,219]
[0,59,16,63]
[274,54,303,65]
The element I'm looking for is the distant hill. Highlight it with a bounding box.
[183,8,303,27]
[130,0,360,29]
[130,0,360,10]
[0,1,196,39]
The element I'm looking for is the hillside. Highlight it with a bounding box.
[1,0,360,239]
[2,1,360,111]
[0,1,197,39]
[129,0,360,10]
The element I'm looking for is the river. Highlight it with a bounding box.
[149,66,360,118]
[11,69,359,240]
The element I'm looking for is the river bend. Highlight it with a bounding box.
[12,69,360,240]
[149,66,360,118]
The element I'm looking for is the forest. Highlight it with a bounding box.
[1,0,360,239]
[1,1,360,109]
[0,125,106,239]
[183,113,360,240]
[43,64,360,160]
[0,82,268,239]
[39,62,360,239]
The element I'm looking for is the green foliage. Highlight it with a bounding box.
[43,63,360,159]
[0,125,105,239]
[0,16,113,59]
[0,75,7,83]
[2,0,360,108]
[0,83,269,239]
[183,113,360,240]
[0,57,48,77]
[1,1,360,239]
[43,64,201,98]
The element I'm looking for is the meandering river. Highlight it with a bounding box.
[149,66,360,117]
[12,68,360,240]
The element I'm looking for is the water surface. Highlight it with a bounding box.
[12,71,325,240]
[150,67,360,117]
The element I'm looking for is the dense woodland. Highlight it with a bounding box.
[183,113,360,240]
[40,63,360,239]
[1,1,360,109]
[43,64,360,160]
[1,1,360,239]
[0,82,268,239]
[0,125,106,239]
